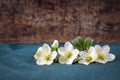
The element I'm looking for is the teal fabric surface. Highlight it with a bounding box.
[0,43,120,80]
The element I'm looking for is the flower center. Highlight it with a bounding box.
[65,51,72,58]
[98,53,105,60]
[86,56,92,62]
[44,54,51,61]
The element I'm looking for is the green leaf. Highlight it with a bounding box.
[71,36,84,51]
[83,38,93,51]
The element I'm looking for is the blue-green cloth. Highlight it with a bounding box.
[0,43,120,80]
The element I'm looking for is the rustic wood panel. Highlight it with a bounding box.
[0,0,120,43]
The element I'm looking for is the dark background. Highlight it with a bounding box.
[0,0,120,43]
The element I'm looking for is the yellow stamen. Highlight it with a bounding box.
[65,51,72,58]
[86,56,92,62]
[44,54,51,61]
[98,53,105,60]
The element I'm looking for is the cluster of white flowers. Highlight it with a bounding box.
[34,40,115,65]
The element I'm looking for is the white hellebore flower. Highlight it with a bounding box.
[34,43,57,65]
[78,47,97,65]
[51,40,59,51]
[58,42,79,65]
[95,45,115,64]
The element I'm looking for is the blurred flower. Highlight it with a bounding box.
[78,47,97,65]
[58,42,79,65]
[95,45,115,64]
[34,43,57,65]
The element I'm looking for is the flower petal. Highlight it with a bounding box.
[95,45,102,53]
[105,53,115,61]
[52,40,59,48]
[89,47,98,61]
[102,45,110,54]
[59,57,66,64]
[46,60,53,65]
[51,51,57,60]
[96,59,107,64]
[58,47,65,56]
[42,43,51,54]
[88,47,94,54]
[79,51,88,59]
[36,58,46,65]
[34,47,43,60]
[71,49,79,59]
[78,60,90,65]
[66,59,74,65]
[64,42,74,51]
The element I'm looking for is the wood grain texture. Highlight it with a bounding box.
[0,0,120,43]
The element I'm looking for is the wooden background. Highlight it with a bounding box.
[0,0,120,43]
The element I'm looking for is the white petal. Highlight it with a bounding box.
[58,57,66,64]
[102,45,110,54]
[37,47,44,53]
[79,51,87,59]
[42,43,51,54]
[105,53,115,61]
[89,47,98,61]
[64,42,74,51]
[71,49,79,59]
[46,60,53,65]
[78,60,83,64]
[83,62,90,65]
[58,47,65,56]
[78,60,90,65]
[36,58,46,65]
[95,45,102,53]
[34,52,40,60]
[52,40,59,48]
[96,59,107,64]
[66,59,73,65]
[88,47,94,54]
[51,51,57,59]
[37,47,43,52]
[34,47,43,60]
